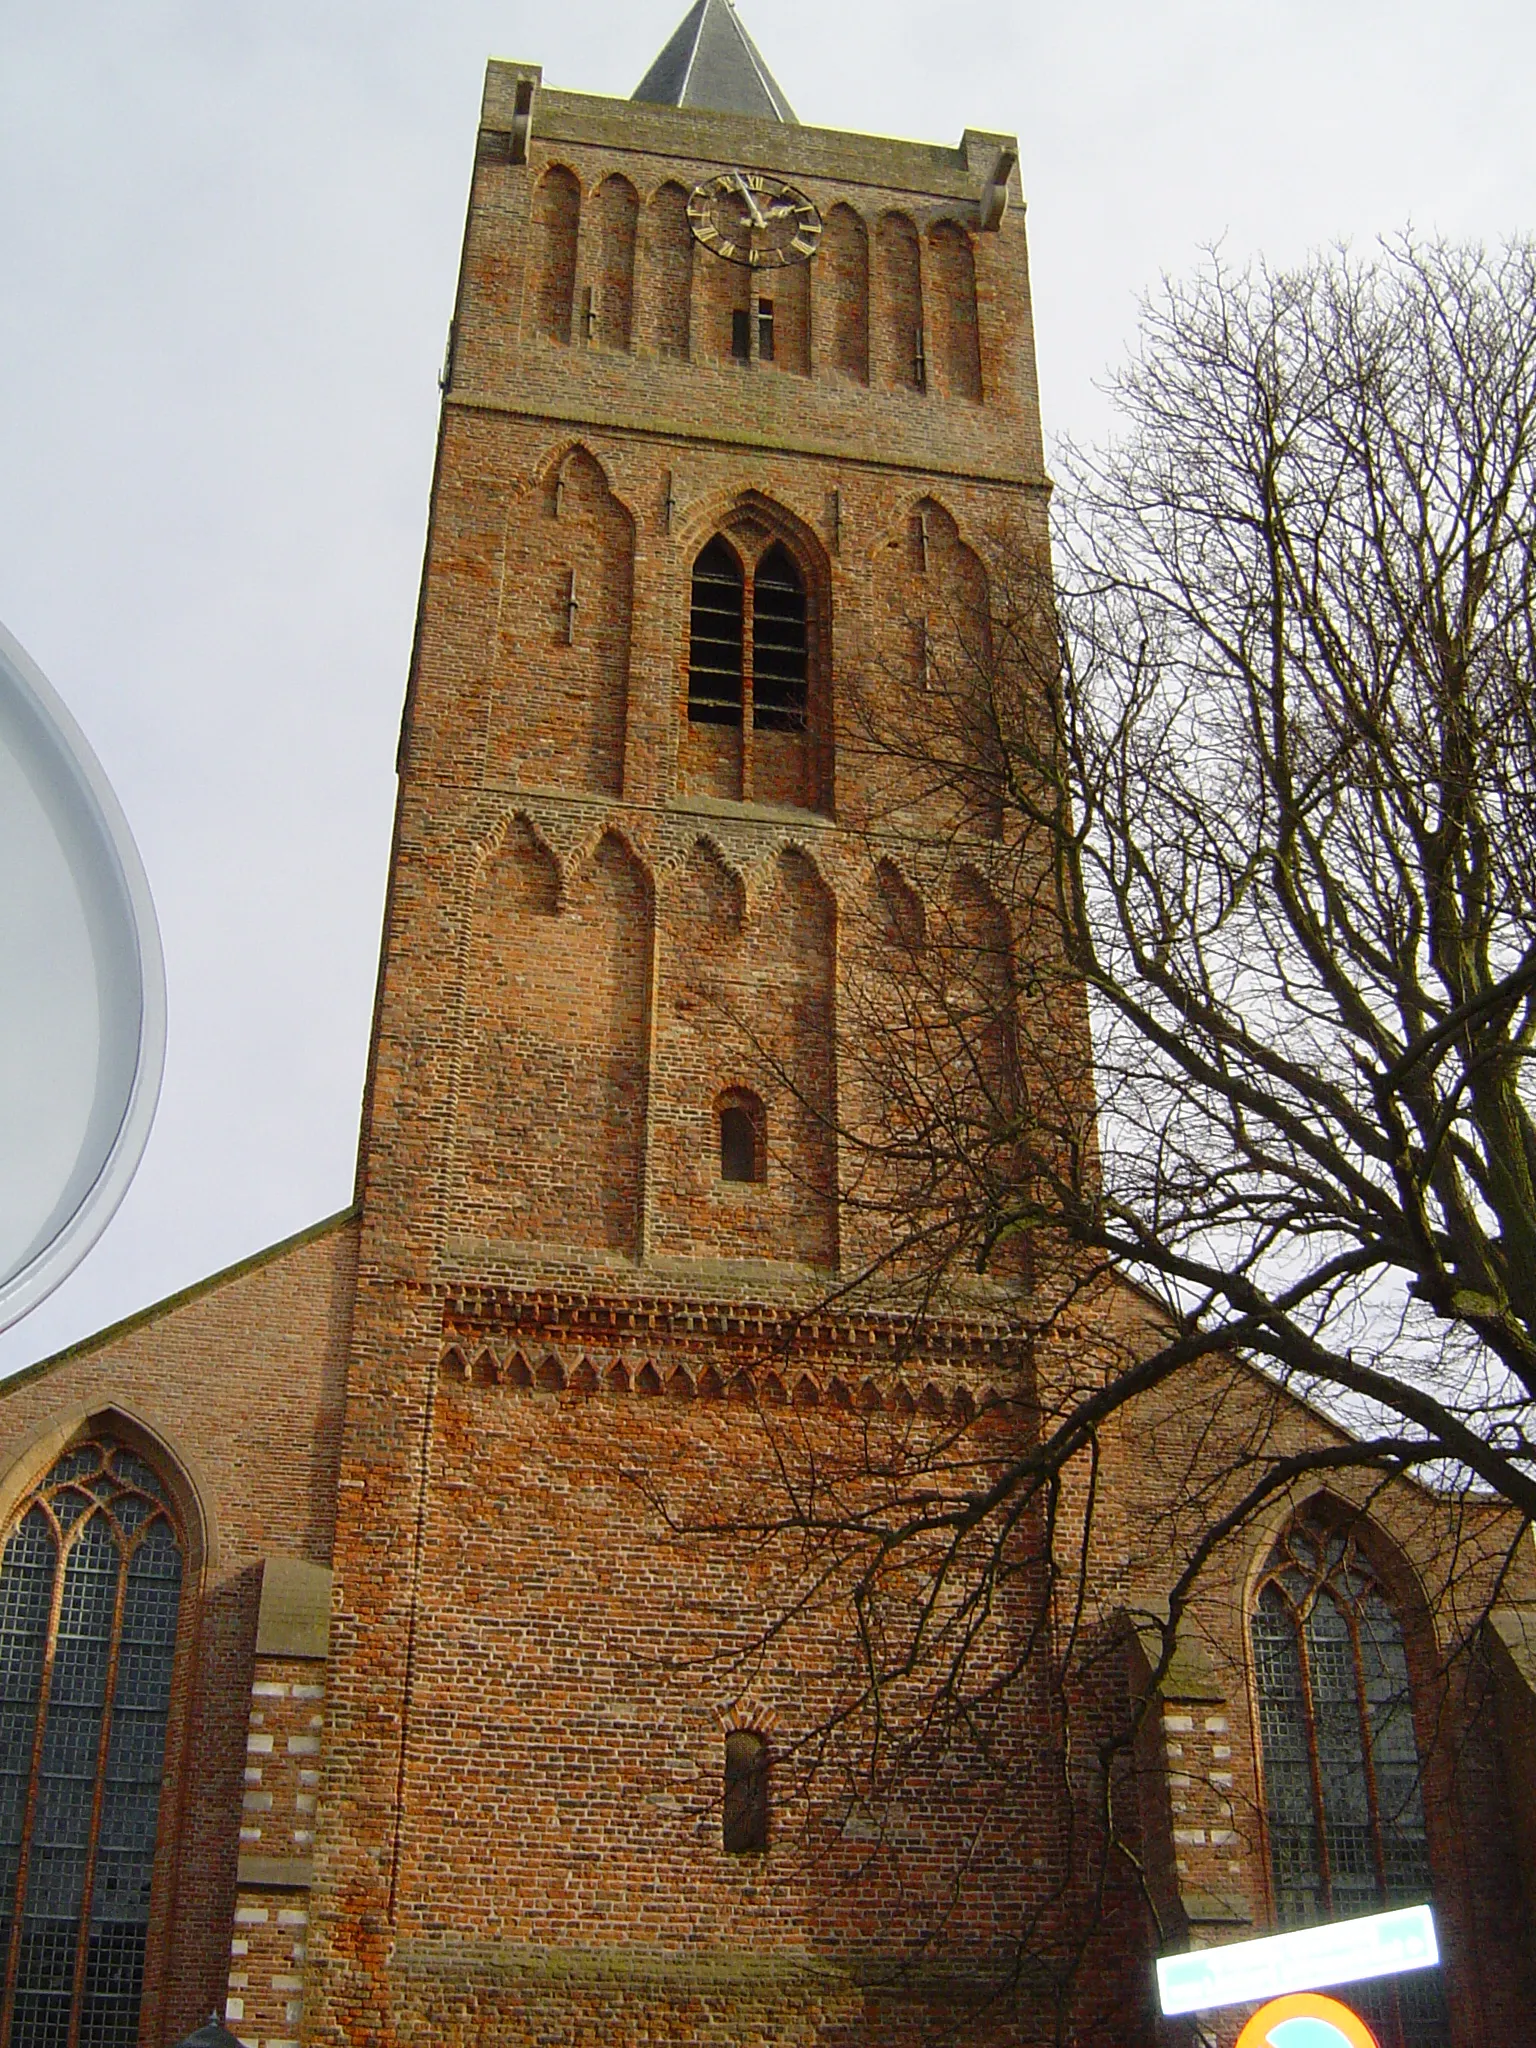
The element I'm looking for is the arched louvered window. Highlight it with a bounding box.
[0,1436,184,2048]
[1251,1512,1447,2048]
[752,544,807,732]
[688,537,745,725]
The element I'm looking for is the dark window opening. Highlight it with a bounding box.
[1252,1512,1448,2048]
[723,1730,768,1853]
[730,309,751,362]
[752,543,807,732]
[757,298,775,361]
[719,1100,762,1183]
[0,1437,184,2048]
[688,538,744,725]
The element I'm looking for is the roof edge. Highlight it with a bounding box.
[0,1207,360,1393]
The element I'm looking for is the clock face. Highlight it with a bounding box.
[687,171,822,268]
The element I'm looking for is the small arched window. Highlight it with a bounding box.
[752,544,807,732]
[688,537,745,725]
[723,1730,768,1853]
[0,1434,184,2048]
[1252,1511,1447,2047]
[718,1092,764,1183]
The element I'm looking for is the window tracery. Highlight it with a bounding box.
[0,1435,183,2048]
[1251,1510,1447,2047]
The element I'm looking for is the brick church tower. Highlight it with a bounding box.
[309,7,1080,2042]
[8,9,1536,2048]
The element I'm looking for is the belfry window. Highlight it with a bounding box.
[1251,1511,1447,2048]
[688,537,745,724]
[751,545,807,732]
[0,1435,184,2048]
[722,1730,768,1853]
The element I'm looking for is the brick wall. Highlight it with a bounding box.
[0,1215,355,2044]
[5,53,1533,2048]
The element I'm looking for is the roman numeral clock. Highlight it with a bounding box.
[686,168,823,265]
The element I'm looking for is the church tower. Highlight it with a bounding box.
[6,11,1536,2048]
[309,8,1081,2043]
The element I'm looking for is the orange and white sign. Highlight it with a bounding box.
[1235,1992,1381,2048]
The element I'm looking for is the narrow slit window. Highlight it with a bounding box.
[730,309,751,362]
[752,544,807,732]
[723,1730,768,1853]
[688,538,744,725]
[757,298,775,362]
[719,1100,762,1183]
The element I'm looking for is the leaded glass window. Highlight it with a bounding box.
[0,1437,183,2048]
[1251,1512,1447,2048]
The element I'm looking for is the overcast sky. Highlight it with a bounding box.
[2,0,1534,1378]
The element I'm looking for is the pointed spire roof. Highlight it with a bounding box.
[633,0,798,123]
[174,2023,246,2048]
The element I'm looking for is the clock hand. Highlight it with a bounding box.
[731,171,768,231]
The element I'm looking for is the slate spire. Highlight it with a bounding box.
[633,0,798,123]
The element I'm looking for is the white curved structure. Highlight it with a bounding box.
[0,619,166,1332]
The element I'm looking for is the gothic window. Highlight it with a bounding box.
[0,1435,184,2048]
[688,538,745,724]
[717,1091,764,1183]
[722,1730,767,1852]
[751,546,807,732]
[680,523,822,811]
[1251,1511,1448,2047]
[688,537,811,735]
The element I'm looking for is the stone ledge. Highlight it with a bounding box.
[1181,1889,1253,1928]
[236,1856,314,1891]
[390,1938,1021,2001]
[443,388,1040,490]
[1490,1606,1536,1693]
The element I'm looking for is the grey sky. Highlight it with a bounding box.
[2,0,1533,1377]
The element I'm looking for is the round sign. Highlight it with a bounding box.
[0,619,166,1333]
[1236,1991,1381,2048]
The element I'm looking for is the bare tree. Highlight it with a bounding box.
[846,233,1536,1515]
[639,238,1536,2045]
